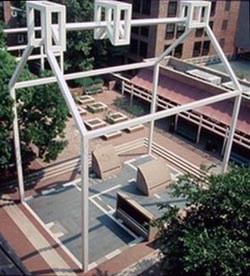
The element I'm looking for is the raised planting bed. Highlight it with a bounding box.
[102,131,122,140]
[106,112,128,124]
[87,102,108,113]
[76,95,95,106]
[125,124,144,133]
[84,118,107,130]
[69,106,87,117]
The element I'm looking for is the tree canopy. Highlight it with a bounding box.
[11,0,95,72]
[0,33,68,171]
[154,166,250,275]
[10,0,128,71]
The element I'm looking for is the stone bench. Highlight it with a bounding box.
[115,192,158,240]
[102,131,122,140]
[125,124,144,133]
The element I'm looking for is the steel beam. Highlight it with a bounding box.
[4,17,186,34]
[14,60,156,89]
[8,45,34,203]
[205,25,243,172]
[148,28,193,154]
[81,137,89,272]
[86,90,241,140]
[46,51,88,136]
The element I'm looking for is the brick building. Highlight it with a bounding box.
[235,1,250,54]
[0,1,26,46]
[122,0,241,63]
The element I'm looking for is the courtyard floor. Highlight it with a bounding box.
[0,87,224,275]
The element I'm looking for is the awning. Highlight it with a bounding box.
[131,68,250,134]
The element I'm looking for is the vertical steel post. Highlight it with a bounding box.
[81,137,89,272]
[205,25,242,172]
[147,63,160,155]
[8,45,34,203]
[10,88,25,203]
[40,45,45,71]
[147,29,193,154]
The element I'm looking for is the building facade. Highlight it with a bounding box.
[235,1,250,54]
[0,1,26,47]
[122,0,241,63]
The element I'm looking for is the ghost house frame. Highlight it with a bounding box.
[6,0,243,272]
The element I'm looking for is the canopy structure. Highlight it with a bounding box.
[7,0,243,272]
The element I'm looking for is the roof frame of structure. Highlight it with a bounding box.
[7,0,243,272]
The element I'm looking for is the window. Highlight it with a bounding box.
[195,28,204,37]
[139,41,148,58]
[142,0,151,15]
[140,26,149,37]
[209,21,214,30]
[130,38,138,54]
[176,24,185,38]
[174,44,183,58]
[219,38,225,48]
[168,1,177,17]
[211,1,216,16]
[225,0,231,11]
[165,24,175,40]
[202,41,210,55]
[133,0,151,15]
[222,20,228,30]
[205,21,213,36]
[0,4,3,21]
[193,41,202,57]
[164,44,173,56]
[133,0,141,13]
[132,27,139,35]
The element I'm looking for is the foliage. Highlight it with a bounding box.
[114,97,145,117]
[0,23,6,48]
[75,77,93,88]
[11,1,128,71]
[0,47,68,170]
[153,166,250,276]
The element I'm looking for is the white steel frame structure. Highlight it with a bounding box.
[7,0,243,272]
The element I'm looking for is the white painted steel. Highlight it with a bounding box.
[7,1,245,273]
[8,45,34,203]
[14,60,156,89]
[148,63,160,155]
[46,51,88,135]
[154,28,193,64]
[16,51,61,61]
[3,17,186,34]
[86,90,241,140]
[81,137,89,272]
[205,25,243,172]
[148,29,193,154]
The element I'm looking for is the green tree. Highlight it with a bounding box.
[13,0,95,72]
[0,44,68,171]
[154,166,250,275]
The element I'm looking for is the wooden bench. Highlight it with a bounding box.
[116,192,158,240]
